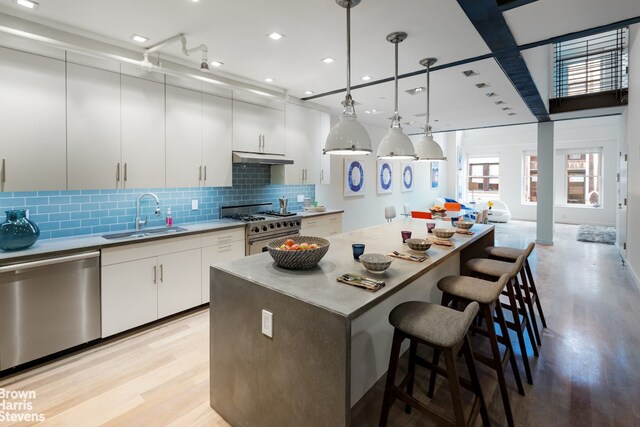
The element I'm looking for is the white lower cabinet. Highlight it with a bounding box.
[201,228,245,303]
[300,213,342,238]
[101,235,203,337]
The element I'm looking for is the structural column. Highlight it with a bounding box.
[536,121,554,245]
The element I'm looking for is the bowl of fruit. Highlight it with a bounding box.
[267,236,330,269]
[429,205,446,217]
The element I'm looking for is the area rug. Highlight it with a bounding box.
[577,225,616,245]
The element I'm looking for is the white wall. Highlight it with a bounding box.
[315,122,449,232]
[459,116,619,226]
[625,24,640,284]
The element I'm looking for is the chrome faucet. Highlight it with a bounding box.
[135,193,161,230]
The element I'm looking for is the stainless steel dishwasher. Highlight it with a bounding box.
[0,251,101,370]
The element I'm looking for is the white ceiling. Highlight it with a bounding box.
[0,0,637,131]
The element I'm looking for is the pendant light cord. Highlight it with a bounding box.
[425,61,430,136]
[345,1,353,106]
[393,40,399,122]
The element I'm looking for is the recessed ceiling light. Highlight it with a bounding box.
[485,92,498,97]
[15,0,39,9]
[462,70,479,77]
[130,34,149,43]
[210,60,223,67]
[264,78,274,83]
[361,75,372,81]
[321,57,335,64]
[495,100,505,105]
[304,90,314,95]
[190,0,200,2]
[364,110,371,114]
[502,107,512,111]
[508,112,517,116]
[267,32,285,40]
[475,82,490,88]
[405,86,425,95]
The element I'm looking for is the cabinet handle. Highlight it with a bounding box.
[321,169,324,182]
[204,165,207,181]
[160,264,164,283]
[258,135,262,151]
[199,165,202,181]
[1,158,5,184]
[124,163,128,182]
[116,163,120,182]
[219,244,233,250]
[153,265,157,284]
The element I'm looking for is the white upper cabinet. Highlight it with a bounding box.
[0,47,66,191]
[202,93,232,187]
[166,85,203,188]
[67,64,122,190]
[232,100,284,154]
[121,75,166,188]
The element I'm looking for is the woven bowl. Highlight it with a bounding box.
[359,253,393,274]
[267,236,330,269]
[405,238,432,251]
[432,228,455,239]
[454,221,474,230]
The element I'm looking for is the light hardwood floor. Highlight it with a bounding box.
[1,221,639,426]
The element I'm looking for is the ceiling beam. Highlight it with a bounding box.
[456,0,549,122]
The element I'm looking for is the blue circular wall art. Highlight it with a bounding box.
[348,161,364,193]
[380,163,392,190]
[403,164,413,189]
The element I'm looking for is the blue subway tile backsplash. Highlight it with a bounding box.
[0,164,314,240]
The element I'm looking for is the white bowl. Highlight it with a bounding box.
[359,253,393,274]
[432,228,455,239]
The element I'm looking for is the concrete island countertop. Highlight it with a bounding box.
[213,219,493,319]
[0,220,246,265]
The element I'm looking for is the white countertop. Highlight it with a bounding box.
[296,208,344,218]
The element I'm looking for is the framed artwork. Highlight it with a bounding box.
[377,160,393,194]
[401,162,414,192]
[431,162,440,189]
[344,158,365,197]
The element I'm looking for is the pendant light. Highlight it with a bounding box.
[377,32,416,160]
[414,57,446,161]
[323,0,372,156]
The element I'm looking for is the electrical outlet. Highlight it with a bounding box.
[297,194,304,202]
[191,199,198,210]
[261,310,273,338]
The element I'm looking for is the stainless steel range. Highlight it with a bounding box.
[221,203,302,255]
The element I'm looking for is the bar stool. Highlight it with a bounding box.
[486,243,547,333]
[379,301,491,427]
[465,255,538,386]
[436,273,522,427]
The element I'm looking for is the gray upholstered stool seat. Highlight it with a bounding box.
[466,258,514,277]
[389,301,478,348]
[438,275,505,305]
[485,246,524,260]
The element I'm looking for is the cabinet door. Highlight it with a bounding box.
[202,93,232,187]
[101,257,158,337]
[0,48,67,191]
[325,213,342,236]
[157,249,202,318]
[319,112,332,185]
[121,75,165,188]
[67,63,121,190]
[233,100,284,154]
[201,241,245,303]
[166,85,202,187]
[301,217,325,237]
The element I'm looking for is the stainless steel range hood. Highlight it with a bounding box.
[232,151,294,165]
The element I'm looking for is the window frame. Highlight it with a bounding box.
[466,155,500,202]
[559,148,603,209]
[522,151,538,205]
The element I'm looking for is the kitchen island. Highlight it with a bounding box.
[209,219,494,426]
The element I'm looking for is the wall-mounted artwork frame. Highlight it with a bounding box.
[344,158,366,197]
[431,162,440,189]
[377,160,393,194]
[401,162,414,193]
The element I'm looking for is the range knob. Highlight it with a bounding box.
[269,223,275,229]
[288,221,294,227]
[262,225,267,231]
[252,227,260,233]
[295,220,300,226]
[276,222,281,228]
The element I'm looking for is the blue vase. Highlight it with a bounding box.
[0,209,40,251]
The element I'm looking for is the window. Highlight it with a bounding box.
[467,157,499,201]
[523,153,538,203]
[565,151,601,207]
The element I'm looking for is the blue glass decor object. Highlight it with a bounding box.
[0,210,40,251]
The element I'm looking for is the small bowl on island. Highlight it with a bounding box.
[454,220,474,230]
[359,253,393,274]
[432,228,455,240]
[405,238,432,252]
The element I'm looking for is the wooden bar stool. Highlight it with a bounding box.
[486,242,547,333]
[379,301,491,427]
[465,255,538,386]
[436,273,523,427]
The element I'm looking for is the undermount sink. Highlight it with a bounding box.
[102,226,188,240]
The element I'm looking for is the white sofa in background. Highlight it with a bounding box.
[481,200,512,223]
